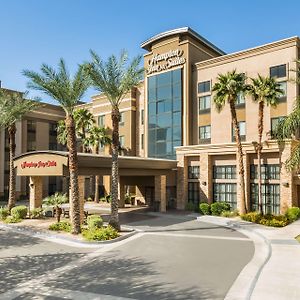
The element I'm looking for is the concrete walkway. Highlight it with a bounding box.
[199,215,300,300]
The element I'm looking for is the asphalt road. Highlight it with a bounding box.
[0,213,254,300]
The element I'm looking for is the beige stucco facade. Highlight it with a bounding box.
[2,27,300,213]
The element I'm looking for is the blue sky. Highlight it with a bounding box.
[1,0,300,103]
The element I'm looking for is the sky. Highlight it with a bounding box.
[1,0,300,103]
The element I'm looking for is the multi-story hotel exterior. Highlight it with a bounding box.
[1,27,300,214]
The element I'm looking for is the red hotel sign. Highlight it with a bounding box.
[21,160,57,169]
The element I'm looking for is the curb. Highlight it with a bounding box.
[0,223,138,248]
[197,216,272,300]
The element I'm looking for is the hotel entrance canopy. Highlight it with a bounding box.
[14,151,177,177]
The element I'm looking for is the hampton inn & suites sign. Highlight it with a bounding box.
[147,49,186,75]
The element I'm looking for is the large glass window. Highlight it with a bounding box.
[188,166,200,179]
[49,122,57,150]
[270,64,286,78]
[232,121,246,142]
[147,69,182,159]
[250,164,280,180]
[198,81,210,93]
[188,182,199,205]
[250,184,280,214]
[278,81,287,101]
[236,92,245,106]
[199,125,211,144]
[271,116,285,138]
[213,183,237,209]
[199,95,211,113]
[98,115,105,127]
[27,120,36,152]
[213,165,236,179]
[119,112,125,126]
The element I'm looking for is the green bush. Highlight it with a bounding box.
[0,207,9,220]
[105,195,111,203]
[185,201,198,212]
[30,208,44,219]
[285,207,300,222]
[221,210,239,218]
[199,203,211,215]
[100,197,106,202]
[11,205,28,219]
[125,194,131,205]
[4,216,21,223]
[49,221,71,232]
[82,225,119,241]
[259,215,289,227]
[210,202,230,216]
[87,215,103,230]
[241,212,262,223]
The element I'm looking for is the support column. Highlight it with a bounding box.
[103,175,111,195]
[155,175,167,212]
[244,152,250,212]
[29,176,43,210]
[199,153,212,204]
[119,177,125,208]
[176,154,188,210]
[78,176,85,224]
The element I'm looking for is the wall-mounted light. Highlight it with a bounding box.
[201,181,207,186]
[282,182,289,187]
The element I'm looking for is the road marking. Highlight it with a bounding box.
[145,232,251,241]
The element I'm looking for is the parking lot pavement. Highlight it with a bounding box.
[0,215,254,300]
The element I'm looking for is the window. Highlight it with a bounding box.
[198,81,210,94]
[188,166,200,179]
[27,120,36,151]
[213,165,236,179]
[213,183,237,209]
[271,117,285,138]
[250,184,280,214]
[232,121,246,142]
[98,115,105,127]
[199,95,211,112]
[199,125,211,144]
[141,134,144,150]
[27,120,36,133]
[270,64,286,78]
[141,109,144,125]
[236,92,245,106]
[250,164,280,180]
[278,81,287,101]
[188,182,200,205]
[119,136,125,147]
[49,122,57,136]
[119,112,125,125]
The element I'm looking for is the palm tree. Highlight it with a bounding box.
[73,108,95,152]
[86,50,143,230]
[86,125,111,202]
[212,70,249,214]
[57,119,68,147]
[43,192,68,223]
[248,75,283,214]
[23,59,90,234]
[0,90,40,210]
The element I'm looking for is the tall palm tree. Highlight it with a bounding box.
[23,59,90,234]
[212,70,249,214]
[57,119,68,147]
[0,90,40,210]
[73,108,95,152]
[86,50,143,230]
[248,75,283,214]
[86,125,111,202]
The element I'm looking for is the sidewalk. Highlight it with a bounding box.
[199,215,300,300]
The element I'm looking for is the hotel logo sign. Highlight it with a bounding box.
[147,49,186,75]
[21,160,57,169]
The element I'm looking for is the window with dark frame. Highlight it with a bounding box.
[199,125,211,144]
[199,95,211,112]
[198,81,211,94]
[213,165,237,179]
[250,164,280,180]
[188,166,200,179]
[188,182,200,205]
[213,183,237,209]
[232,121,246,142]
[270,64,286,78]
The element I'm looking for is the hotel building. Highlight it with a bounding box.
[1,27,300,214]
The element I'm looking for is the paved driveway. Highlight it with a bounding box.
[0,213,254,300]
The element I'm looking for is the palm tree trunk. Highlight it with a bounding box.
[257,101,264,214]
[109,106,120,230]
[94,175,100,203]
[7,124,16,211]
[230,100,247,214]
[65,114,81,234]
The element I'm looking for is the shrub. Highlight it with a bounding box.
[82,225,119,241]
[221,210,239,218]
[100,197,106,202]
[185,202,198,212]
[199,203,211,215]
[0,207,9,220]
[4,216,21,223]
[259,215,289,227]
[125,194,131,205]
[241,212,262,223]
[106,195,111,203]
[285,207,300,222]
[87,215,103,230]
[11,205,28,219]
[30,208,44,219]
[49,221,71,232]
[210,202,230,216]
